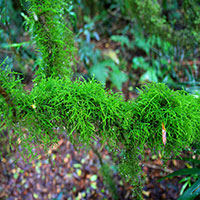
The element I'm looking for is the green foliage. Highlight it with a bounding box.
[76,16,127,90]
[89,59,127,90]
[74,0,200,91]
[111,23,200,91]
[161,155,200,200]
[76,21,101,67]
[160,142,200,199]
[111,35,131,49]
[125,0,171,39]
[179,178,200,200]
[0,0,34,75]
[125,0,200,47]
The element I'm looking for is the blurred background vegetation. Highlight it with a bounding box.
[1,0,200,96]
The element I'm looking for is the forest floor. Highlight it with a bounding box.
[0,132,185,200]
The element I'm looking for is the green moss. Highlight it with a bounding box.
[1,71,199,182]
[1,0,200,198]
[26,0,76,79]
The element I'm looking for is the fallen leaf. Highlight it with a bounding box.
[77,169,82,176]
[142,190,150,197]
[91,182,97,189]
[33,193,38,198]
[90,174,98,182]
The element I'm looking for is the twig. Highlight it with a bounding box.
[141,162,174,173]
[0,49,13,54]
[90,144,104,166]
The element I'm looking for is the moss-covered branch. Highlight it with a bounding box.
[26,0,76,79]
[1,0,200,198]
[1,72,200,185]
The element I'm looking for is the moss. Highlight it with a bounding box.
[26,0,76,79]
[1,71,199,183]
[1,0,200,198]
